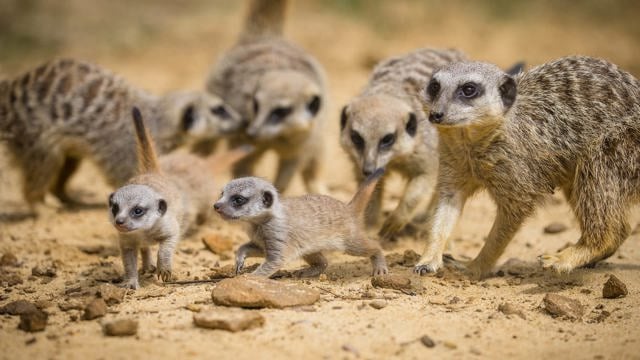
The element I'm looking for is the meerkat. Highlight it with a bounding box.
[340,48,468,240]
[205,0,327,194]
[414,56,640,277]
[0,58,242,209]
[109,108,248,289]
[213,169,388,278]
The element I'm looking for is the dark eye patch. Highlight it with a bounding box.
[253,98,259,115]
[307,95,321,116]
[130,206,146,218]
[379,132,396,150]
[457,82,482,99]
[267,106,292,125]
[231,195,248,207]
[340,106,348,131]
[111,203,119,217]
[181,105,195,131]
[210,105,231,120]
[405,112,417,137]
[426,79,440,98]
[350,130,365,152]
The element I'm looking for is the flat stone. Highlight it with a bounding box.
[103,319,138,336]
[543,293,584,320]
[202,233,234,254]
[31,265,56,277]
[371,273,414,290]
[500,258,536,276]
[544,222,568,234]
[83,298,107,320]
[193,308,264,332]
[498,302,526,319]
[211,276,320,309]
[369,300,387,309]
[0,252,19,267]
[18,310,48,332]
[602,275,628,299]
[0,271,23,286]
[96,284,127,305]
[0,300,38,315]
[420,335,436,348]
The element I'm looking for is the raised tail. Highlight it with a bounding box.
[239,0,288,42]
[348,168,385,216]
[132,107,160,174]
[207,145,254,174]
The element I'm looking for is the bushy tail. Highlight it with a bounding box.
[207,145,254,174]
[132,107,160,174]
[239,0,287,42]
[348,168,385,216]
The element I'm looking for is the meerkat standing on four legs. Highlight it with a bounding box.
[109,108,245,289]
[206,0,328,194]
[414,56,640,277]
[0,59,242,209]
[340,48,467,240]
[213,169,388,278]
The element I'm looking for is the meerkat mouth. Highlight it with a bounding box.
[114,224,134,233]
[216,211,240,221]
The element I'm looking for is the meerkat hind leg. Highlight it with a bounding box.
[51,157,81,204]
[120,246,140,289]
[140,247,156,275]
[346,237,388,276]
[21,148,65,206]
[294,252,328,278]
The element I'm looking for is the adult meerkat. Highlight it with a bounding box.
[340,48,467,240]
[0,58,242,208]
[205,0,327,194]
[415,56,640,277]
[109,108,247,289]
[213,169,388,278]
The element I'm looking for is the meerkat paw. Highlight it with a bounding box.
[139,265,157,277]
[120,278,140,290]
[157,266,173,282]
[464,259,493,279]
[371,264,389,276]
[539,253,575,274]
[413,256,443,276]
[293,266,325,278]
[235,260,245,275]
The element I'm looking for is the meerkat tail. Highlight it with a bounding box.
[207,145,255,174]
[348,168,385,216]
[239,0,288,42]
[131,106,160,174]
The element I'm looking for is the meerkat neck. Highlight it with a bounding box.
[439,118,503,147]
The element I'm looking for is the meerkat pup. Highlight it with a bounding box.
[205,0,327,194]
[414,56,640,277]
[213,169,388,278]
[340,48,468,240]
[0,58,242,209]
[109,108,246,289]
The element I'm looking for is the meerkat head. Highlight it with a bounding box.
[248,70,322,140]
[340,94,419,176]
[213,177,279,224]
[159,91,243,144]
[423,61,517,128]
[108,185,168,233]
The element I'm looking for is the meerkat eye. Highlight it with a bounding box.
[111,203,119,217]
[460,82,479,98]
[340,106,348,131]
[350,130,365,151]
[307,95,321,116]
[210,105,231,120]
[231,195,248,207]
[379,133,396,150]
[130,206,146,217]
[253,98,259,115]
[405,112,417,137]
[426,79,440,98]
[181,105,195,131]
[267,106,292,125]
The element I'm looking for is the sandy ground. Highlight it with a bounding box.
[1,1,639,359]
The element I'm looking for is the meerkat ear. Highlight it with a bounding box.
[181,105,195,131]
[499,76,517,110]
[158,199,167,215]
[307,95,322,117]
[340,106,348,131]
[406,112,417,137]
[262,191,273,208]
[505,61,525,76]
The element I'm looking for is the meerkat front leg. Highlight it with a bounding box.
[346,236,388,276]
[156,235,179,282]
[51,157,81,205]
[235,242,264,274]
[252,237,287,278]
[379,173,431,240]
[120,244,140,289]
[273,156,300,193]
[140,247,156,275]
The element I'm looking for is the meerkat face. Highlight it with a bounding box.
[424,61,517,127]
[248,70,322,140]
[108,185,167,233]
[213,177,278,223]
[340,94,419,176]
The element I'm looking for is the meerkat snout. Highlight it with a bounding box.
[428,111,444,124]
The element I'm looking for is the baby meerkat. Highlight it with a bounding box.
[340,48,467,240]
[415,56,640,277]
[205,0,327,194]
[108,108,247,289]
[213,169,388,278]
[0,58,241,208]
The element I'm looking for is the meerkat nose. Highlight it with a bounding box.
[115,218,125,225]
[429,111,444,123]
[362,168,374,177]
[213,203,222,211]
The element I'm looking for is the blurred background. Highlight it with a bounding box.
[1,0,639,196]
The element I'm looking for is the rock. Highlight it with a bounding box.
[18,309,48,332]
[602,275,628,299]
[0,300,38,315]
[211,276,320,309]
[420,335,436,348]
[83,298,107,320]
[544,222,568,234]
[193,308,264,332]
[498,302,526,319]
[401,250,420,266]
[202,233,234,254]
[341,344,360,357]
[58,299,85,311]
[0,271,23,286]
[499,258,536,276]
[443,341,457,350]
[542,293,584,320]
[103,319,138,336]
[0,252,19,267]
[371,273,414,290]
[96,284,127,305]
[31,265,56,277]
[369,300,387,309]
[77,245,105,255]
[185,304,202,312]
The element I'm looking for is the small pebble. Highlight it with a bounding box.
[83,298,107,320]
[602,275,628,299]
[18,309,48,332]
[420,335,436,348]
[544,222,568,234]
[369,300,387,309]
[103,319,138,336]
